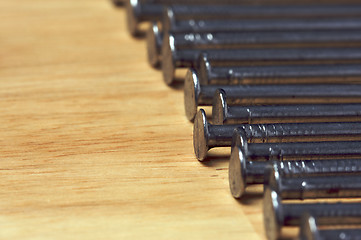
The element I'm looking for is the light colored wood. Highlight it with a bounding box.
[0,1,265,239]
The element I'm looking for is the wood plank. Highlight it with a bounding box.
[0,1,264,239]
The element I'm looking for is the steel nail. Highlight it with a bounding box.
[212,89,361,125]
[268,163,361,200]
[194,109,361,161]
[165,44,361,85]
[128,1,258,37]
[169,30,361,52]
[193,109,238,160]
[146,22,163,68]
[229,147,361,198]
[263,187,361,240]
[184,69,361,121]
[298,213,361,240]
[126,0,162,37]
[162,5,361,35]
[233,128,361,161]
[199,55,361,85]
[162,30,361,81]
[156,20,361,68]
[164,17,361,36]
[127,2,361,37]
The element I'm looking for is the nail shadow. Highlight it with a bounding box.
[168,79,184,91]
[131,31,147,39]
[200,154,230,168]
[236,192,264,205]
[151,63,161,70]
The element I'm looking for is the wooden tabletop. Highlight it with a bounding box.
[1,1,266,239]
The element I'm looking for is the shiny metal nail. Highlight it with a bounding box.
[146,22,163,67]
[152,19,361,67]
[128,1,256,36]
[163,5,361,35]
[229,147,361,198]
[194,109,361,160]
[184,69,361,120]
[268,163,361,199]
[263,187,361,240]
[170,30,361,52]
[198,55,361,85]
[299,213,361,240]
[233,128,361,162]
[165,45,361,85]
[212,89,361,125]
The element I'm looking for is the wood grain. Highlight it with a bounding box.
[0,1,265,239]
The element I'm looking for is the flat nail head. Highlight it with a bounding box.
[162,7,174,35]
[146,23,161,68]
[299,214,320,240]
[198,54,212,85]
[212,89,228,125]
[184,69,200,121]
[125,0,139,36]
[263,187,282,240]
[193,109,209,161]
[267,164,281,194]
[229,145,247,198]
[162,34,176,85]
[232,128,248,154]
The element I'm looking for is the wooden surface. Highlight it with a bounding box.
[0,1,265,239]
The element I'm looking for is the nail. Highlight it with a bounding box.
[268,163,361,200]
[234,128,361,161]
[125,0,162,36]
[212,89,361,125]
[146,22,163,68]
[184,68,361,121]
[163,5,361,35]
[164,16,361,38]
[169,30,361,53]
[193,109,238,161]
[157,22,361,70]
[164,43,361,85]
[299,213,361,240]
[229,147,361,198]
[163,30,361,83]
[128,2,361,37]
[263,187,361,240]
[194,108,361,161]
[199,54,361,85]
[133,2,280,37]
